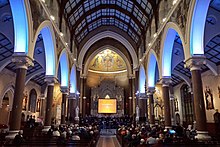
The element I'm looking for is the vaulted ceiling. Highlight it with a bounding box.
[58,0,161,49]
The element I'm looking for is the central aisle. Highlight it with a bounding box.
[96,135,121,147]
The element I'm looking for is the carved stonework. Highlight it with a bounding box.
[153,37,161,58]
[29,0,48,35]
[55,33,65,54]
[12,55,34,69]
[91,80,124,115]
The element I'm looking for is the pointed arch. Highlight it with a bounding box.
[146,50,160,87]
[31,21,57,76]
[187,0,211,55]
[139,64,146,93]
[70,65,77,94]
[78,31,138,70]
[10,0,30,54]
[160,22,186,77]
[57,49,69,87]
[83,45,132,77]
[0,85,14,111]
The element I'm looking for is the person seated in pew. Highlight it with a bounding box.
[71,131,80,140]
[13,131,25,145]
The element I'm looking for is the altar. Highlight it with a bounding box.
[90,80,124,116]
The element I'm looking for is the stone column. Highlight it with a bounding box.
[80,77,86,117]
[129,78,133,116]
[82,96,87,117]
[6,55,33,139]
[161,78,172,129]
[60,87,68,125]
[185,57,211,140]
[68,93,76,123]
[42,77,56,132]
[147,87,155,127]
[169,86,175,126]
[137,94,147,122]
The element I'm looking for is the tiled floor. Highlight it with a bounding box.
[97,135,121,147]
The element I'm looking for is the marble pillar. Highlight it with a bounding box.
[147,87,155,127]
[42,77,57,132]
[60,87,68,125]
[185,57,211,140]
[161,78,172,129]
[6,56,33,139]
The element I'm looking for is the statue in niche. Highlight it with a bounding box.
[75,106,79,118]
[136,105,140,122]
[205,86,214,110]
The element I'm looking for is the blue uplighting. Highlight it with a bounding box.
[10,0,29,53]
[162,28,176,77]
[59,50,69,87]
[190,0,210,55]
[139,65,146,93]
[70,65,77,94]
[147,53,157,87]
[41,27,56,76]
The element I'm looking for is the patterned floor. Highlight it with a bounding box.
[96,135,121,147]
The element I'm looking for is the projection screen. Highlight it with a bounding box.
[98,99,117,113]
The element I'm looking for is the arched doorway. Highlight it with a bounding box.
[29,89,37,113]
[181,84,194,127]
[0,93,10,125]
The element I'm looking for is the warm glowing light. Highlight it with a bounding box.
[162,18,166,22]
[98,99,117,113]
[153,33,157,38]
[173,0,177,5]
[148,43,151,46]
[60,32,64,37]
[41,0,45,3]
[50,15,55,21]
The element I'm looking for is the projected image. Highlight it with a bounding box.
[98,99,117,113]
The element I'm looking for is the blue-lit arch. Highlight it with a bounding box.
[190,0,211,55]
[32,21,57,76]
[139,64,146,93]
[147,52,157,87]
[10,0,29,53]
[70,65,77,94]
[58,50,69,87]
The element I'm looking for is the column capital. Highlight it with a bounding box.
[80,74,87,79]
[68,93,76,99]
[60,86,69,94]
[170,94,175,100]
[185,56,206,71]
[147,87,155,95]
[12,54,34,69]
[128,75,135,79]
[159,77,172,87]
[45,76,58,86]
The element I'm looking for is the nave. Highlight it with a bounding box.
[97,135,121,147]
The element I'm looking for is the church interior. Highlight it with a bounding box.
[1,0,220,146]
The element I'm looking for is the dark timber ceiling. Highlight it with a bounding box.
[58,0,160,48]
